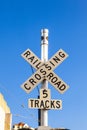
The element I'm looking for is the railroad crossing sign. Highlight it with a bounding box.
[29,89,62,110]
[21,48,69,94]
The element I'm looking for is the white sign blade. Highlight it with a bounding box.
[21,49,43,70]
[21,67,45,93]
[46,71,69,94]
[47,49,68,71]
[28,99,62,110]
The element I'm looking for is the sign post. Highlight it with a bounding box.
[40,29,49,126]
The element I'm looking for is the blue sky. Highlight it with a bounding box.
[0,0,87,129]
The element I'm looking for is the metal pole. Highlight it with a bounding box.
[40,29,49,126]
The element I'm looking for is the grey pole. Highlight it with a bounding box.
[40,29,49,126]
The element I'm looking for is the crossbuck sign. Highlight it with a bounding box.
[21,48,69,94]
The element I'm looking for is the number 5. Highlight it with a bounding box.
[42,89,48,98]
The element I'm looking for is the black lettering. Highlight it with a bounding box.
[54,81,61,88]
[24,83,31,90]
[45,100,50,109]
[40,68,46,75]
[24,50,31,57]
[42,89,48,98]
[29,78,36,85]
[51,100,55,108]
[47,72,53,80]
[49,61,55,67]
[51,77,58,83]
[33,59,38,64]
[53,56,60,63]
[45,64,52,70]
[28,56,35,62]
[36,62,42,69]
[59,51,65,58]
[30,100,34,107]
[40,100,45,108]
[59,84,66,91]
[56,101,61,109]
[35,100,39,107]
[35,74,41,80]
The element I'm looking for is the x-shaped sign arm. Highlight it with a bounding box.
[21,49,69,94]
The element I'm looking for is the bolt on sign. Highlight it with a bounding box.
[21,48,69,94]
[28,89,62,110]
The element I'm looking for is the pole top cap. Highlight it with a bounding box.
[41,29,49,34]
